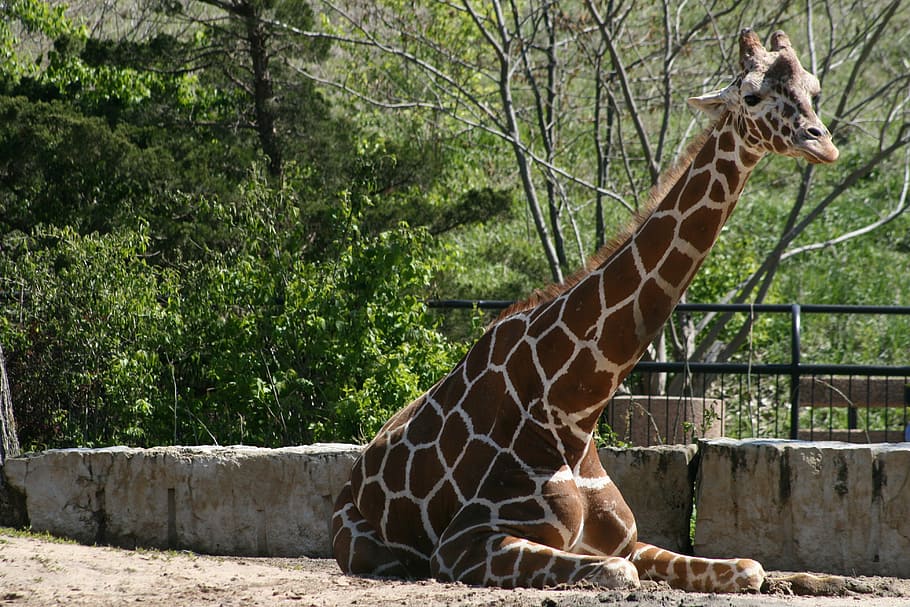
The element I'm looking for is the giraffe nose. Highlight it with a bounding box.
[795,124,839,163]
[806,126,825,139]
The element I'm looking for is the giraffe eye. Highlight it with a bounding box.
[744,94,761,107]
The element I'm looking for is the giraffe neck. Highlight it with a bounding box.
[542,112,764,451]
[615,110,764,342]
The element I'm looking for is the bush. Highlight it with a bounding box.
[0,224,180,448]
[174,178,463,445]
[1,175,464,448]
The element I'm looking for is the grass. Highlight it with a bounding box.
[0,526,77,544]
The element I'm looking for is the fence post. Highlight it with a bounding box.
[789,304,802,440]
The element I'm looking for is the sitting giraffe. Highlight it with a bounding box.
[332,29,838,592]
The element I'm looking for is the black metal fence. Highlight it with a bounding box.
[428,301,910,445]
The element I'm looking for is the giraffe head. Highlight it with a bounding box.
[688,28,839,164]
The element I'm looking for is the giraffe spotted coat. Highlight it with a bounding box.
[332,28,838,592]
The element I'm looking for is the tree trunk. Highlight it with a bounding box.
[0,342,26,528]
[0,343,19,466]
[245,7,283,180]
[489,15,563,284]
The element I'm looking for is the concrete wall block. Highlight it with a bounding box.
[695,438,910,577]
[875,446,910,575]
[4,448,126,544]
[4,444,362,558]
[599,444,697,553]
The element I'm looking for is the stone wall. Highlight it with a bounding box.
[1,443,694,557]
[695,438,910,578]
[2,444,359,557]
[2,440,909,578]
[600,444,697,554]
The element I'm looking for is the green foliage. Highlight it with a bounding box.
[0,0,907,451]
[773,212,910,366]
[173,176,463,445]
[0,2,181,118]
[0,173,463,449]
[0,0,76,81]
[0,225,180,448]
[0,2,483,449]
[0,96,175,233]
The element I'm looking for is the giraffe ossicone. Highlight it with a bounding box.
[332,28,838,593]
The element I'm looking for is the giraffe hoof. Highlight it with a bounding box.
[587,558,640,589]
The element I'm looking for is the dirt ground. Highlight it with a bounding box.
[2,530,910,607]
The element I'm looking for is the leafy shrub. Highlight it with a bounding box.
[0,224,179,448]
[174,177,464,445]
[0,175,464,448]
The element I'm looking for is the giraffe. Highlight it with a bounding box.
[332,28,838,592]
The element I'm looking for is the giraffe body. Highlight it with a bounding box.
[332,29,837,592]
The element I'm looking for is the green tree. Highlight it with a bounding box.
[0,170,464,448]
[170,174,464,444]
[0,0,75,83]
[0,224,180,448]
[310,0,910,389]
[0,96,171,234]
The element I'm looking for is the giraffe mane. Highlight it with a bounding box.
[493,118,721,324]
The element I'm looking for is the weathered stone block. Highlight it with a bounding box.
[3,444,361,557]
[694,438,910,577]
[599,444,696,553]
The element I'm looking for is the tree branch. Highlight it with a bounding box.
[585,0,659,183]
[784,142,909,265]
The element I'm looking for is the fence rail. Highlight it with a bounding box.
[428,301,910,444]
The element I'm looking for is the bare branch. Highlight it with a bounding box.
[295,5,634,214]
[585,0,659,183]
[827,0,902,136]
[780,150,909,259]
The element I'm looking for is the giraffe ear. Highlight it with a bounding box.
[687,87,733,119]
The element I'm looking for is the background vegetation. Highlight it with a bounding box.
[1,0,907,449]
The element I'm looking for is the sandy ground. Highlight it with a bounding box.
[2,530,910,607]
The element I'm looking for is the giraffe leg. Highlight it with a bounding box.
[630,542,764,593]
[432,532,639,589]
[331,483,410,577]
[430,507,640,589]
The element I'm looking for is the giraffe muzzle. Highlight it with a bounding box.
[795,128,839,164]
